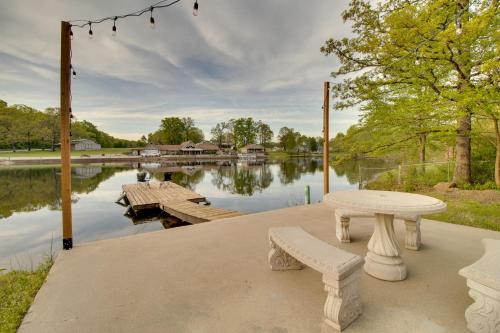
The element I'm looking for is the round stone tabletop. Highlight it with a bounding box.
[324,190,447,215]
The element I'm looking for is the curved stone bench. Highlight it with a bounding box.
[334,209,421,250]
[268,227,364,331]
[458,238,500,333]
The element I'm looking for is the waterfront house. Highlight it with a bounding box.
[241,144,265,154]
[133,141,220,156]
[57,139,101,151]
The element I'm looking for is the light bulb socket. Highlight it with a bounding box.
[150,7,155,28]
[193,1,199,16]
[112,17,117,36]
[88,22,93,38]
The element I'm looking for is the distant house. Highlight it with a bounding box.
[138,145,161,156]
[132,141,220,156]
[241,144,265,154]
[239,144,265,160]
[63,139,101,151]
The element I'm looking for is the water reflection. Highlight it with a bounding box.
[0,165,128,219]
[0,159,376,269]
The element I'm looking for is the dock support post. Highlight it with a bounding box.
[60,21,73,250]
[323,81,330,195]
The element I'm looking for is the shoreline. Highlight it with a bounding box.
[0,154,240,166]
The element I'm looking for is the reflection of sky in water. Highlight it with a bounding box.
[0,160,359,269]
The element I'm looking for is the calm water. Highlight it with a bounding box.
[0,158,389,269]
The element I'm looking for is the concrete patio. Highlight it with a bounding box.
[19,203,500,333]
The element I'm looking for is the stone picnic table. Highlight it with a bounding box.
[324,190,446,281]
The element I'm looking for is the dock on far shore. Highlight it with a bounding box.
[117,181,243,224]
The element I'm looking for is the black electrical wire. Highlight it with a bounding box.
[68,0,183,29]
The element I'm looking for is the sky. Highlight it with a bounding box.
[0,0,360,140]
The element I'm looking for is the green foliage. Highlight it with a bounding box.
[210,118,273,149]
[0,259,53,333]
[149,117,204,144]
[232,118,258,148]
[256,121,274,147]
[0,100,142,150]
[321,0,500,184]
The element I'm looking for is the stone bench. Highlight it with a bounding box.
[334,209,421,250]
[458,238,500,333]
[268,227,364,331]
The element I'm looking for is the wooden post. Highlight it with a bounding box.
[60,21,73,250]
[304,185,311,205]
[323,81,330,194]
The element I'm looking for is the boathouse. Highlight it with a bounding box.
[133,141,220,156]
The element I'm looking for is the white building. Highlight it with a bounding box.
[70,139,101,151]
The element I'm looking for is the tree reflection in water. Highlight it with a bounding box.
[210,161,273,196]
[0,165,127,219]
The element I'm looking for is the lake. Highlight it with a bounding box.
[0,158,390,269]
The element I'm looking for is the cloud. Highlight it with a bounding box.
[0,0,359,140]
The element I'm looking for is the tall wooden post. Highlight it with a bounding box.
[60,21,73,250]
[323,81,330,194]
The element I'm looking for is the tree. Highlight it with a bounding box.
[232,118,258,148]
[321,0,499,185]
[159,117,186,144]
[189,127,204,143]
[278,127,300,152]
[43,108,60,151]
[210,122,226,146]
[256,121,274,146]
[181,117,195,141]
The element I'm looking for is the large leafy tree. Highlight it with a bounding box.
[256,121,274,147]
[231,118,258,148]
[321,0,499,184]
[278,127,300,152]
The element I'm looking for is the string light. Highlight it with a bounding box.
[112,17,117,36]
[70,26,74,40]
[149,7,155,29]
[88,22,93,39]
[70,65,76,78]
[69,0,184,37]
[193,0,199,16]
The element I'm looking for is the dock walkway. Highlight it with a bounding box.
[119,181,242,223]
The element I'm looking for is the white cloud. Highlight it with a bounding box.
[0,0,360,140]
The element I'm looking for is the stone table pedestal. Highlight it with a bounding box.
[324,190,446,281]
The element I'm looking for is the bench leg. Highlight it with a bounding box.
[322,270,362,332]
[463,279,500,333]
[268,239,304,270]
[404,218,421,251]
[335,213,351,243]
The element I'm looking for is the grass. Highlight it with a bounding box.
[0,259,53,333]
[423,191,500,231]
[0,147,132,158]
[366,167,500,231]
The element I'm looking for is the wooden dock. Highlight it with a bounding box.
[118,181,243,224]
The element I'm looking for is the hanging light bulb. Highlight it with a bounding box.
[193,0,199,16]
[88,22,93,39]
[112,17,117,36]
[69,26,74,40]
[149,7,155,29]
[70,65,76,79]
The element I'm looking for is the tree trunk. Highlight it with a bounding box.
[494,117,500,187]
[418,134,426,173]
[452,113,472,185]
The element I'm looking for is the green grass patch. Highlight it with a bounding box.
[0,259,53,333]
[0,148,132,158]
[423,192,500,232]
